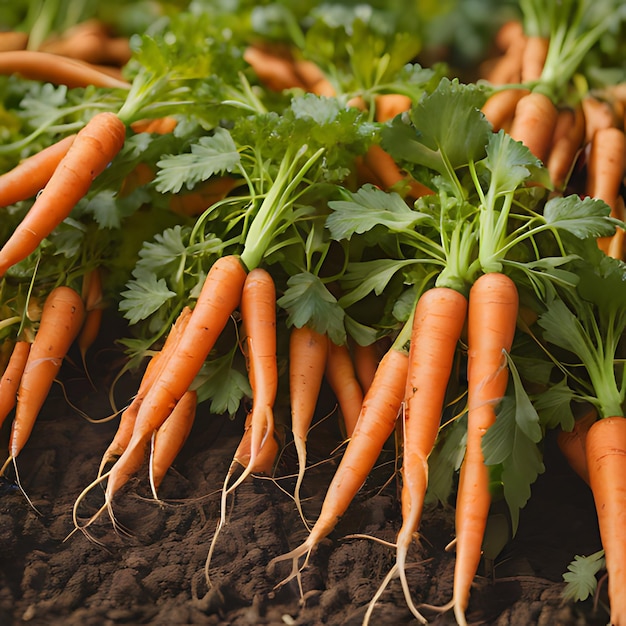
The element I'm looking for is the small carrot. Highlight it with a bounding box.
[293,58,335,96]
[395,287,467,620]
[130,116,178,135]
[581,96,618,145]
[546,104,586,191]
[232,411,280,476]
[351,340,381,395]
[556,405,597,485]
[452,272,518,626]
[105,255,247,502]
[243,44,306,92]
[586,416,626,625]
[149,389,198,497]
[238,267,277,474]
[8,286,85,461]
[289,324,329,527]
[508,91,558,163]
[481,88,529,133]
[0,134,76,208]
[269,346,409,588]
[325,339,364,438]
[0,341,31,430]
[520,35,549,83]
[375,94,412,123]
[0,49,131,89]
[0,112,126,277]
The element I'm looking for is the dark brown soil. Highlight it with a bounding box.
[0,327,612,626]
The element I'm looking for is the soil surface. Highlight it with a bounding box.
[0,322,613,626]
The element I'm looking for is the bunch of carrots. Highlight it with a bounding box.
[1,1,626,624]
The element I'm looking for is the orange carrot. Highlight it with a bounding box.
[8,286,85,460]
[508,91,558,163]
[395,287,467,619]
[481,88,529,133]
[130,116,178,135]
[105,255,247,502]
[239,267,277,471]
[243,44,306,92]
[149,389,197,496]
[0,341,31,430]
[375,94,412,123]
[232,411,280,476]
[351,340,381,395]
[98,306,193,474]
[0,49,131,88]
[289,324,329,526]
[582,96,617,145]
[0,134,76,208]
[269,347,409,586]
[78,268,105,374]
[556,405,597,485]
[0,31,28,52]
[546,104,586,191]
[520,35,549,83]
[586,416,626,625]
[325,339,364,437]
[586,126,625,214]
[452,272,518,626]
[293,58,335,96]
[0,112,126,277]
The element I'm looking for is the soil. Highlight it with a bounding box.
[0,320,613,626]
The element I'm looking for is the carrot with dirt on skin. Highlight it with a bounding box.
[0,134,76,208]
[4,287,85,467]
[508,90,558,163]
[0,341,31,431]
[0,49,131,89]
[450,272,518,626]
[586,416,626,625]
[149,389,198,498]
[546,104,586,191]
[0,111,127,278]
[325,338,364,438]
[289,324,329,528]
[269,342,409,590]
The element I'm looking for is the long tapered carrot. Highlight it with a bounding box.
[586,416,626,625]
[508,91,558,163]
[0,341,31,430]
[325,339,364,437]
[269,347,409,586]
[395,287,467,620]
[149,389,198,497]
[104,255,247,502]
[290,324,329,527]
[238,267,277,472]
[0,134,76,208]
[546,104,586,191]
[452,272,518,626]
[98,306,193,475]
[8,287,85,461]
[556,405,597,485]
[0,49,131,88]
[0,112,126,277]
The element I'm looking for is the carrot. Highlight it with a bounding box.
[149,389,197,497]
[482,22,525,85]
[586,416,626,625]
[232,411,280,476]
[0,111,126,277]
[0,31,28,52]
[98,306,193,475]
[452,272,518,626]
[546,104,586,191]
[269,346,409,588]
[289,324,328,527]
[0,134,76,208]
[293,59,335,96]
[243,44,306,92]
[325,339,364,437]
[238,267,277,473]
[104,254,247,503]
[556,405,597,485]
[78,268,105,379]
[508,91,558,163]
[8,286,85,461]
[520,35,549,83]
[0,49,131,88]
[581,96,618,145]
[375,94,412,123]
[481,88,529,133]
[394,287,467,620]
[0,341,31,430]
[351,340,381,395]
[130,116,178,135]
[586,126,625,215]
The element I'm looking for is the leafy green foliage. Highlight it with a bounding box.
[562,550,606,602]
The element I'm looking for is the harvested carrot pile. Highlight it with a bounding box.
[1,1,626,624]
